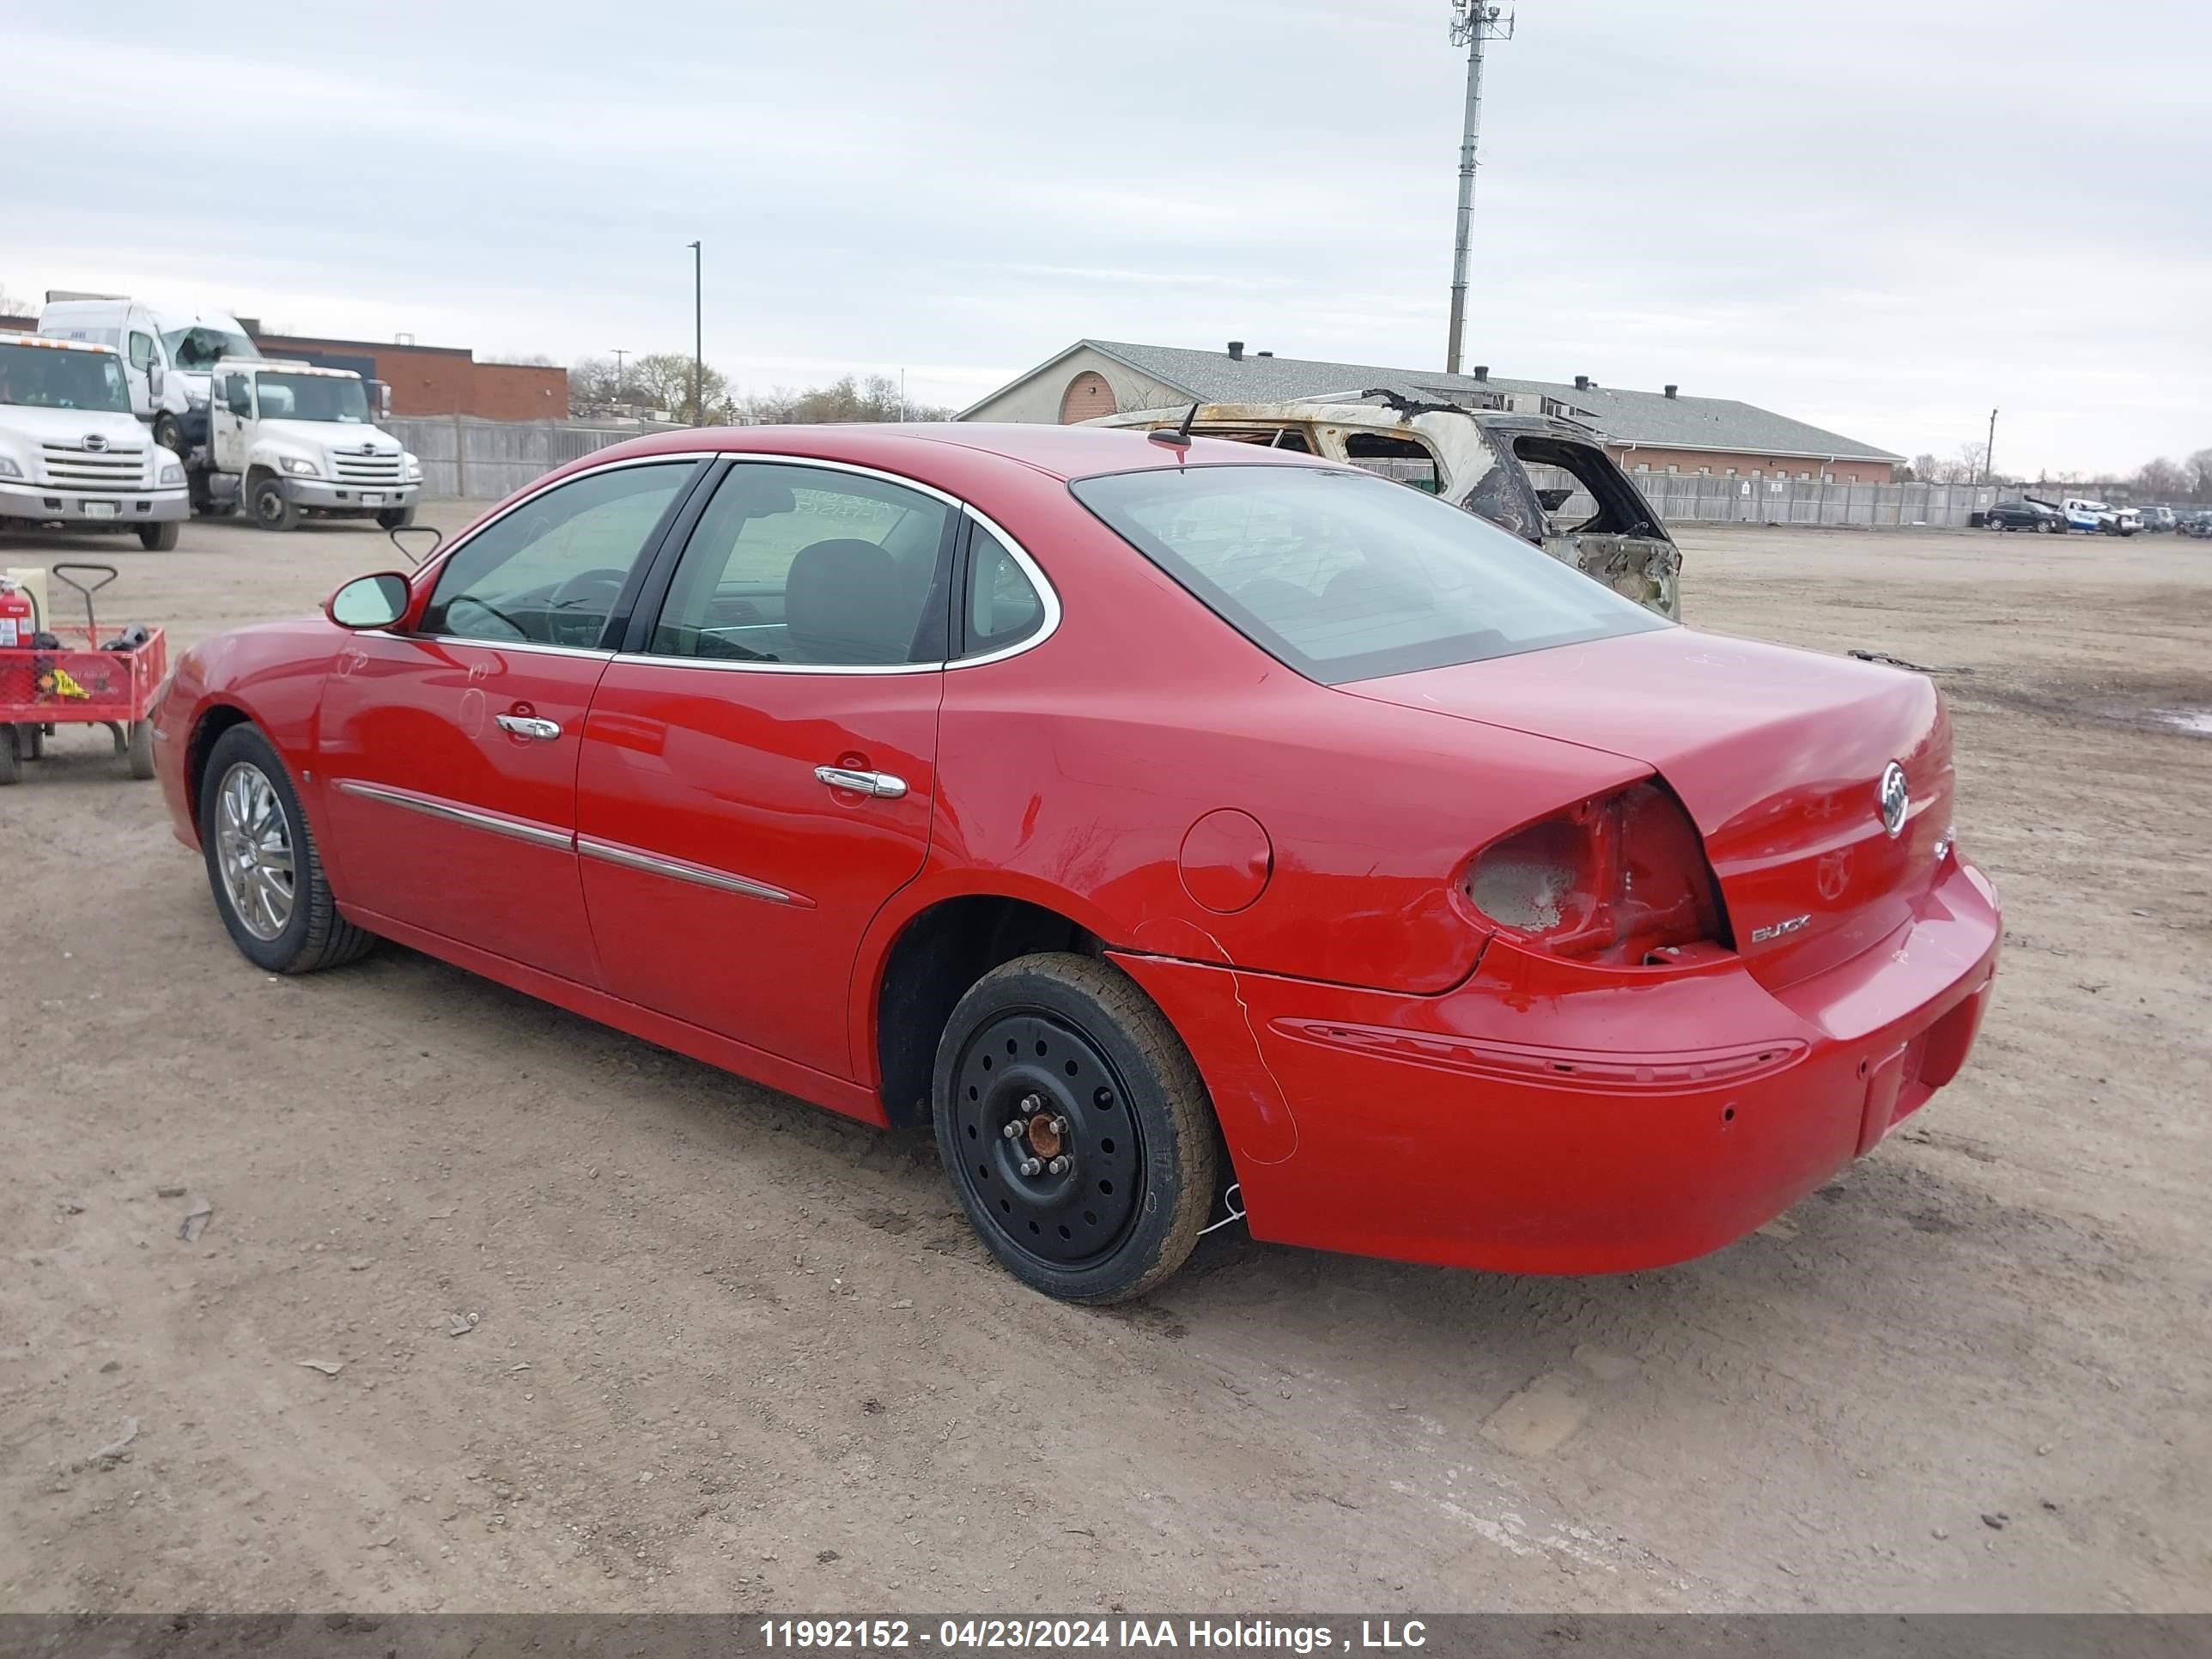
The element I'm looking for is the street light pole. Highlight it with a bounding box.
[687,240,702,425]
[1984,406,1998,486]
[611,349,627,403]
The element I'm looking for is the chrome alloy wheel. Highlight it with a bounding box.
[215,761,296,940]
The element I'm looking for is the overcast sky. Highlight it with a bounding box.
[9,0,2203,475]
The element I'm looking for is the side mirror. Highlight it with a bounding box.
[148,363,166,400]
[373,380,393,421]
[327,572,410,629]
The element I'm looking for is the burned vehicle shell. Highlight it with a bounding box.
[1096,394,1682,620]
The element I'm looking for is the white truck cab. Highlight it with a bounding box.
[38,294,262,459]
[0,336,190,550]
[2063,496,2140,535]
[205,359,421,531]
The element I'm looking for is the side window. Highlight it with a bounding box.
[223,375,253,417]
[128,332,157,371]
[649,463,952,666]
[961,525,1046,657]
[422,462,694,647]
[1341,432,1442,493]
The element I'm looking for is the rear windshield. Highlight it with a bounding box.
[1070,464,1668,684]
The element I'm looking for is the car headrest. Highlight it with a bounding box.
[785,538,912,665]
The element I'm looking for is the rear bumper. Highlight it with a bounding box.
[1115,855,2001,1274]
[0,482,188,525]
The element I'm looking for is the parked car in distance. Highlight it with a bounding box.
[2135,505,2177,533]
[153,424,2001,1302]
[2180,510,2212,539]
[1096,394,1682,621]
[1984,498,2066,533]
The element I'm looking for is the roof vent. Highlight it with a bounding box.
[1227,341,1245,362]
[1664,383,1679,399]
[1255,350,1273,357]
[1574,374,1589,391]
[1473,365,1489,381]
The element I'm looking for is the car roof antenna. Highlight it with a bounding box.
[1148,403,1199,453]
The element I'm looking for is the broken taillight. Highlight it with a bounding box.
[1461,780,1729,964]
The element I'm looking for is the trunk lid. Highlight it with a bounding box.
[1342,627,1954,985]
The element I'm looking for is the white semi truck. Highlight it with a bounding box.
[38,294,262,459]
[202,358,421,531]
[0,336,190,549]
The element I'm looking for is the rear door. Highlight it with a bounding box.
[574,458,956,1083]
[317,458,702,983]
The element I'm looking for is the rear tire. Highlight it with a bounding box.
[138,520,179,551]
[249,476,299,532]
[198,723,375,973]
[375,506,415,531]
[933,952,1218,1304]
[0,727,18,786]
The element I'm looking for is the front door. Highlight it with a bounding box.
[317,459,702,984]
[575,459,955,1083]
[210,371,251,474]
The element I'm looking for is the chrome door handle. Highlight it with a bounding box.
[495,714,562,741]
[814,764,908,799]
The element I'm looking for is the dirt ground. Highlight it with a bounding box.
[2,507,2207,1615]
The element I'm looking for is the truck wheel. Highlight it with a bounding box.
[249,476,299,532]
[153,415,186,456]
[0,727,19,786]
[933,952,1220,1304]
[138,520,180,551]
[375,506,416,531]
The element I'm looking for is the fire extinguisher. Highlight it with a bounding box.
[0,577,34,650]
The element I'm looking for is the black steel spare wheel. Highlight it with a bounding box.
[951,1011,1144,1266]
[933,952,1218,1303]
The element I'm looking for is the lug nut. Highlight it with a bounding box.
[1048,1156,1071,1176]
[1000,1121,1023,1139]
[1021,1093,1042,1112]
[1019,1157,1043,1177]
[1050,1115,1070,1137]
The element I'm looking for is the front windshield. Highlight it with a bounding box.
[162,325,258,370]
[1071,464,1669,684]
[255,373,369,424]
[0,343,132,414]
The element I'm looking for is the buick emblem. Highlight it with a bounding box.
[83,433,108,452]
[1877,762,1910,838]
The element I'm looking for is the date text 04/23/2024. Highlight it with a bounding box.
[758,1620,1429,1651]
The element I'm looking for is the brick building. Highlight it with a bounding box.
[0,313,566,420]
[961,340,1900,483]
[243,326,567,420]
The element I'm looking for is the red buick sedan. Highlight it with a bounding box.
[154,424,2000,1302]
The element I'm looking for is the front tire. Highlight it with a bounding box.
[198,724,375,973]
[248,476,299,532]
[933,952,1219,1304]
[138,520,179,551]
[153,414,185,457]
[375,505,415,531]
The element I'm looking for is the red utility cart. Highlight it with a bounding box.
[0,564,167,784]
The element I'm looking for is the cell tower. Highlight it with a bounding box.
[1445,1,1515,376]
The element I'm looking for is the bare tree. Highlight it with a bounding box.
[738,374,951,425]
[629,352,728,421]
[0,285,33,319]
